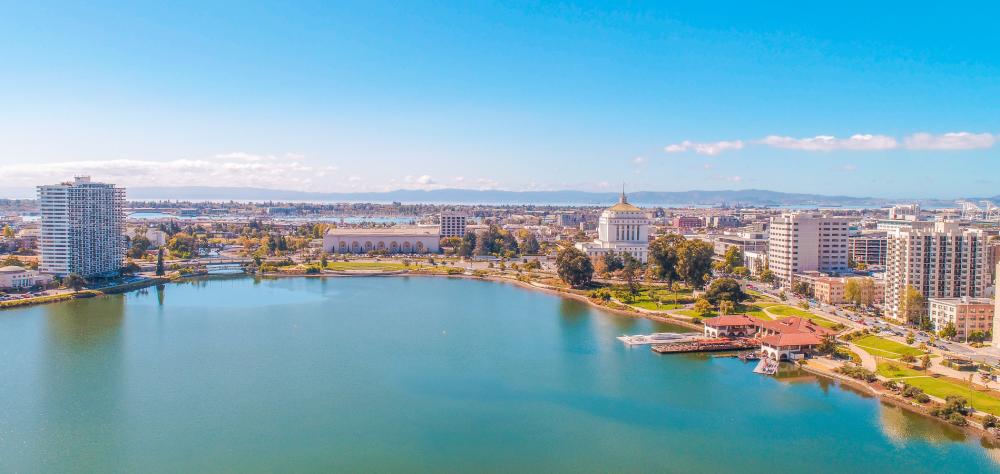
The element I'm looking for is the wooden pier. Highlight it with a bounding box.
[650,338,760,354]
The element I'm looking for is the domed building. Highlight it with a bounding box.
[576,191,650,263]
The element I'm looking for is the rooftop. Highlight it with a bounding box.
[325,226,440,237]
[760,333,823,347]
[703,315,757,327]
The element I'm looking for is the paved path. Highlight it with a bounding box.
[844,341,878,371]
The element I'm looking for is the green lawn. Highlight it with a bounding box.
[854,335,925,359]
[766,305,838,328]
[616,287,693,310]
[740,305,772,321]
[676,309,718,318]
[903,377,1000,416]
[630,301,685,311]
[876,361,925,378]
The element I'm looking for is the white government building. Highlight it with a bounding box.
[323,227,441,254]
[576,192,650,263]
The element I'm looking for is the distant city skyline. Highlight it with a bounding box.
[1,2,998,198]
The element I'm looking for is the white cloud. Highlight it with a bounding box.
[757,134,898,151]
[904,132,997,150]
[632,156,646,165]
[0,154,332,190]
[664,140,744,155]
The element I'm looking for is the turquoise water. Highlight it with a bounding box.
[0,276,997,472]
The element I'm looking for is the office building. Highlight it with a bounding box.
[440,212,468,238]
[767,213,850,287]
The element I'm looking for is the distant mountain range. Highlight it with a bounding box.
[121,186,931,207]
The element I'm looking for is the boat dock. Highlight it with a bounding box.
[650,338,760,354]
[617,332,702,346]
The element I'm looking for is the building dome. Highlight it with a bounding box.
[0,265,26,274]
[603,191,642,214]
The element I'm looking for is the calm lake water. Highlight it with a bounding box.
[0,276,998,472]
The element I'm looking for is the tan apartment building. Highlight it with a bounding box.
[767,213,850,287]
[884,222,988,322]
[928,297,993,341]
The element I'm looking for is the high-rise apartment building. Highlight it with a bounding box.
[848,233,888,267]
[38,177,126,278]
[884,222,988,322]
[767,213,850,287]
[439,212,468,238]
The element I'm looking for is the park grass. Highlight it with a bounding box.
[766,305,838,328]
[676,309,718,318]
[877,361,926,378]
[902,377,1000,416]
[740,305,771,321]
[853,335,925,359]
[614,287,693,311]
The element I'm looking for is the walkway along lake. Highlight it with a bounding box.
[0,276,998,472]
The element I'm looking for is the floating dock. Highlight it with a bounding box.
[617,333,702,346]
[753,358,779,375]
[650,338,760,354]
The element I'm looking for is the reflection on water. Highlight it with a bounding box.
[41,295,126,470]
[879,402,967,445]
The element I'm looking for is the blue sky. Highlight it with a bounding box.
[1,1,998,198]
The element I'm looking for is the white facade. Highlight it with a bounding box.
[575,192,649,263]
[323,227,441,254]
[885,222,988,321]
[0,265,53,289]
[38,177,126,278]
[767,213,850,287]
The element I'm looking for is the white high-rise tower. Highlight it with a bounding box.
[38,176,127,278]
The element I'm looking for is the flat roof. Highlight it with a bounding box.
[325,226,440,237]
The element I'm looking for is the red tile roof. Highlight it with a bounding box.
[761,333,823,347]
[703,315,757,328]
[756,317,835,336]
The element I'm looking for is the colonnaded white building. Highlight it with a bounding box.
[576,192,649,263]
[323,227,441,254]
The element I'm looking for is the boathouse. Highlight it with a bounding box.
[702,315,757,338]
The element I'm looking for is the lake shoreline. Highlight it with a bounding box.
[256,269,705,331]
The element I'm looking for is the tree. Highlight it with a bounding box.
[63,273,87,291]
[732,266,750,278]
[647,233,684,284]
[555,247,594,288]
[899,285,926,325]
[792,281,813,298]
[121,260,141,275]
[676,239,714,288]
[521,233,540,255]
[919,354,931,370]
[320,253,329,269]
[718,300,734,315]
[759,267,775,284]
[817,335,838,355]
[128,235,152,259]
[939,322,958,340]
[721,246,743,273]
[704,278,747,305]
[844,278,875,307]
[1,225,14,238]
[693,298,713,316]
[155,248,165,276]
[602,252,624,273]
[622,255,640,295]
[0,255,23,267]
[166,232,197,259]
[458,233,476,257]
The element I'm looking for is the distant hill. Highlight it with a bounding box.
[125,186,900,207]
